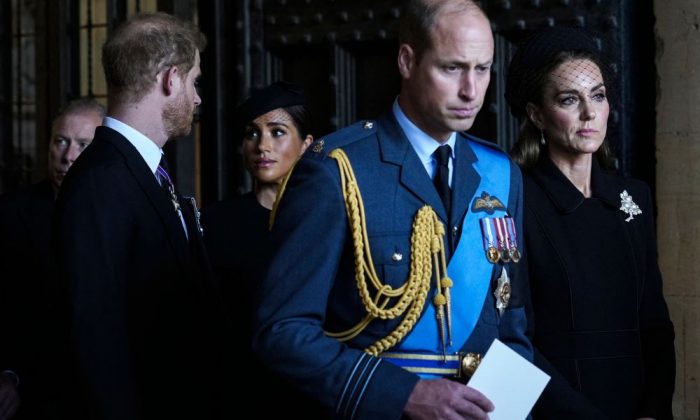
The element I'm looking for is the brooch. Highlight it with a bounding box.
[619,190,642,222]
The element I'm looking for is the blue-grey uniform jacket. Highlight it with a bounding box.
[253,113,533,419]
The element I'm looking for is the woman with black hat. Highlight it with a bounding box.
[201,81,319,415]
[203,80,313,292]
[506,27,675,419]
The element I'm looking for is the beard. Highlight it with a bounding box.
[163,92,194,138]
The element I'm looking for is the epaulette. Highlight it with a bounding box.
[308,120,378,159]
[462,132,508,155]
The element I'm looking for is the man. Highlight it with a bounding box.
[52,13,224,420]
[253,1,532,419]
[0,99,103,419]
[0,370,19,420]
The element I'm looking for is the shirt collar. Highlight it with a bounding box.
[103,116,163,175]
[392,98,456,166]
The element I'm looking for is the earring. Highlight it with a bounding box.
[539,130,546,146]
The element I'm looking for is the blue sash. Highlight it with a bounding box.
[394,141,511,367]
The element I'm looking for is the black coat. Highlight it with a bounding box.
[52,126,226,420]
[523,157,675,419]
[202,192,328,417]
[0,179,55,419]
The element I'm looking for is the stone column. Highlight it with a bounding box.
[655,1,700,418]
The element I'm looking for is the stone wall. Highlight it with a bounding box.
[655,1,700,418]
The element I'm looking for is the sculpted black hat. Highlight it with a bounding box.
[236,81,306,127]
[505,26,600,118]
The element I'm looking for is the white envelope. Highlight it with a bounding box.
[467,339,550,420]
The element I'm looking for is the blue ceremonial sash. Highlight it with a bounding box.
[393,141,511,375]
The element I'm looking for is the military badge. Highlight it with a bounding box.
[471,191,506,215]
[312,139,325,153]
[619,190,642,222]
[494,267,511,315]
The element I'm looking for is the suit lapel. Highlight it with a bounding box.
[450,135,480,225]
[377,114,449,223]
[97,126,192,268]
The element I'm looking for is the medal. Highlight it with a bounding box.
[494,267,511,315]
[509,247,521,263]
[479,218,500,264]
[495,218,511,263]
[486,246,500,264]
[505,218,521,263]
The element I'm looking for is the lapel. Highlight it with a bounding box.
[450,134,480,225]
[377,114,448,223]
[96,126,192,268]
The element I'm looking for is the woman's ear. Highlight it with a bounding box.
[300,134,313,155]
[525,103,544,130]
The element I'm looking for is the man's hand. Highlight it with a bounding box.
[404,378,494,420]
[0,372,19,420]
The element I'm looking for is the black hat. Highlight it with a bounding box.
[235,81,306,128]
[505,26,601,118]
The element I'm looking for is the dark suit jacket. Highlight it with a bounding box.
[253,114,532,419]
[523,157,675,419]
[52,126,226,420]
[0,179,55,419]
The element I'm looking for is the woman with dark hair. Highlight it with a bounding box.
[202,81,319,414]
[203,81,313,291]
[506,27,675,419]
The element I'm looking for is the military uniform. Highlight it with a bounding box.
[253,111,532,419]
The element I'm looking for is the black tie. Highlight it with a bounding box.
[433,144,452,212]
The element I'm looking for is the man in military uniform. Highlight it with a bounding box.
[253,1,532,418]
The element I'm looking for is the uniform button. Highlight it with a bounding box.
[452,226,458,236]
[392,252,403,262]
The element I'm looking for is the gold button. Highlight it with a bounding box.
[460,353,482,378]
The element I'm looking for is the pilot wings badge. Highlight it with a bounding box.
[471,191,506,215]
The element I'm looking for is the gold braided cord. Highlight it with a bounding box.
[326,148,451,356]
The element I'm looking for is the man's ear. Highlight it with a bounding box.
[161,65,180,96]
[526,102,544,130]
[397,44,415,79]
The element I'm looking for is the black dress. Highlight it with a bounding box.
[202,192,326,417]
[522,157,675,420]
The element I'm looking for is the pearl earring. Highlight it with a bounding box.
[539,130,546,146]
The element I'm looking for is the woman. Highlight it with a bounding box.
[506,27,675,419]
[202,81,317,414]
[203,81,313,291]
